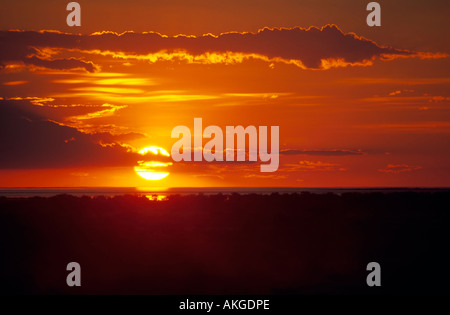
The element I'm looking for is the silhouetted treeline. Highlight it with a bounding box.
[0,191,449,295]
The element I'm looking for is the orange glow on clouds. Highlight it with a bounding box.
[0,6,449,188]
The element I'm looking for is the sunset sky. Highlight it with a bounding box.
[0,0,449,187]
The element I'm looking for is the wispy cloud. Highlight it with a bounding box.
[283,160,347,172]
[281,149,365,156]
[378,164,422,174]
[359,122,450,133]
[66,103,127,121]
[3,80,28,85]
[5,96,54,106]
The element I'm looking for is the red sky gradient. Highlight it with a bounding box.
[0,0,449,187]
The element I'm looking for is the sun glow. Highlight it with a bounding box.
[138,146,170,156]
[134,146,172,181]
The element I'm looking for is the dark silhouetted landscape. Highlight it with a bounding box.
[1,191,449,295]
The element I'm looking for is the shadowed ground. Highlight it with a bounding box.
[1,192,449,295]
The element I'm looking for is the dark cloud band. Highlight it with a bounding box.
[1,25,444,71]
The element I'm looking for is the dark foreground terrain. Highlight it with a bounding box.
[1,192,449,295]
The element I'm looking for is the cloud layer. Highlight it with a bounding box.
[378,164,422,174]
[280,149,365,156]
[1,25,445,71]
[0,99,143,169]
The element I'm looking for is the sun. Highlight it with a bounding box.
[134,146,172,180]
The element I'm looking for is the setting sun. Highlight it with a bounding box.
[134,146,172,180]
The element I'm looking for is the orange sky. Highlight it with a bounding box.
[0,0,449,187]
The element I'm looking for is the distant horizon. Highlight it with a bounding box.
[1,186,450,189]
[2,186,450,190]
[2,186,449,198]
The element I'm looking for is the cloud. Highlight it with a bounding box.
[378,164,422,174]
[283,160,347,172]
[5,96,55,106]
[0,30,98,72]
[429,96,450,103]
[25,55,97,72]
[193,174,225,180]
[358,122,450,133]
[3,80,28,86]
[0,99,143,169]
[336,78,450,86]
[244,174,287,180]
[388,89,414,96]
[1,25,445,71]
[66,103,127,121]
[280,149,365,156]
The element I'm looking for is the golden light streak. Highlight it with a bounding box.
[52,78,155,85]
[70,86,145,94]
[3,81,28,86]
[67,103,127,120]
[50,92,217,103]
